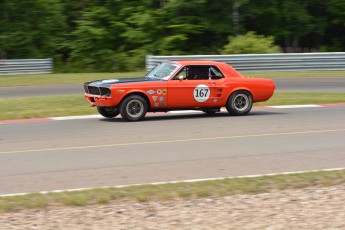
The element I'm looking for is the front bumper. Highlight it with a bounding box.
[84,94,116,107]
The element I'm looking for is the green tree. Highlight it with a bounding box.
[240,0,330,51]
[1,0,344,72]
[119,3,162,68]
[322,0,345,51]
[69,5,125,71]
[222,32,280,54]
[0,0,68,59]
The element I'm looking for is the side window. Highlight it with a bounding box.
[209,66,225,79]
[172,67,187,80]
[186,66,209,80]
[173,65,225,80]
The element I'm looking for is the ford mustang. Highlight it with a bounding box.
[84,60,275,121]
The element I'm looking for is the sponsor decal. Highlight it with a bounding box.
[152,96,158,101]
[162,89,167,95]
[161,102,167,107]
[159,96,164,102]
[157,89,162,95]
[154,102,159,107]
[147,90,155,95]
[193,84,210,102]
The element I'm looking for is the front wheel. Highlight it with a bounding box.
[226,90,253,116]
[97,106,119,118]
[120,95,147,121]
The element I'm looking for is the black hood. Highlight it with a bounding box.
[84,77,161,87]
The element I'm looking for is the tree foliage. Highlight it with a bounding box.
[0,0,344,72]
[222,32,280,54]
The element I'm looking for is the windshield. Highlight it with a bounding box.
[145,62,181,80]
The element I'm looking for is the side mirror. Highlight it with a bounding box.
[178,75,184,81]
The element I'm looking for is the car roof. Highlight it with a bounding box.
[173,60,227,66]
[171,60,243,78]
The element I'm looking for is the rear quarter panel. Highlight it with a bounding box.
[222,77,275,103]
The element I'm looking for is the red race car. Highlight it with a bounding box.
[84,60,275,121]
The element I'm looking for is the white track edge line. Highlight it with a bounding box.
[0,104,337,124]
[1,167,345,197]
[51,115,102,120]
[268,104,322,108]
[44,105,324,120]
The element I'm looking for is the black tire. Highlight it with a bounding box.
[120,95,148,121]
[97,106,119,118]
[226,90,253,116]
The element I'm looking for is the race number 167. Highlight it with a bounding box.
[194,88,209,98]
[193,84,210,102]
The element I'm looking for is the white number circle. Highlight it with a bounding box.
[194,84,210,102]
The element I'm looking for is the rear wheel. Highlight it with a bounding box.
[226,90,253,115]
[97,106,119,118]
[120,95,147,121]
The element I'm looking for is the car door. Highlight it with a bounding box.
[167,65,218,108]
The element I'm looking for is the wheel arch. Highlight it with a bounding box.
[226,88,253,104]
[226,89,253,116]
[121,91,151,108]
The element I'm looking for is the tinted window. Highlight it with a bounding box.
[173,65,224,80]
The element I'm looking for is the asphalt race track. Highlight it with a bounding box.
[1,106,345,195]
[1,77,345,99]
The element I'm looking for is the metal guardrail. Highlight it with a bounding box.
[0,58,53,75]
[146,52,345,72]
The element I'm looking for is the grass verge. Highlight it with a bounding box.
[0,95,92,120]
[0,72,146,87]
[241,70,345,78]
[1,169,344,212]
[1,70,344,87]
[0,92,344,120]
[255,92,345,106]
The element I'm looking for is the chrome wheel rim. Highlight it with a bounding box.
[126,99,144,118]
[233,94,249,111]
